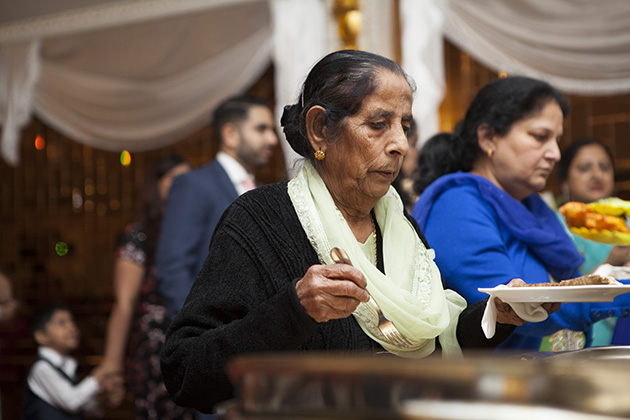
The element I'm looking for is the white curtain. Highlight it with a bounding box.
[400,0,447,145]
[0,0,273,166]
[270,0,328,177]
[446,0,630,95]
[0,40,40,166]
[4,0,630,166]
[400,0,630,147]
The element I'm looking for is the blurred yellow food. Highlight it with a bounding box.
[568,226,630,245]
[588,197,630,217]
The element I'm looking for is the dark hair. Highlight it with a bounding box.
[280,49,415,161]
[557,137,614,185]
[413,132,459,195]
[418,76,569,189]
[30,304,72,341]
[213,95,271,143]
[137,154,188,255]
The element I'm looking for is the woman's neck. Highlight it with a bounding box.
[471,162,528,201]
[334,200,375,243]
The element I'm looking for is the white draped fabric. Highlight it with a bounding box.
[445,0,630,95]
[2,0,630,166]
[35,4,272,153]
[0,0,273,166]
[0,40,40,166]
[399,0,630,146]
[399,0,446,143]
[270,0,328,177]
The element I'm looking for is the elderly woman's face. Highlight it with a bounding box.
[489,101,563,201]
[324,71,413,206]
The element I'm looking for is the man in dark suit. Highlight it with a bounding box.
[156,96,278,320]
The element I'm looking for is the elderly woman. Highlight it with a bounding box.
[160,50,542,414]
[412,76,630,352]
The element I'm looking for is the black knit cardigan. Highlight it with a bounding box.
[160,182,514,413]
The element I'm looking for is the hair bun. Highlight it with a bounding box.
[281,104,311,158]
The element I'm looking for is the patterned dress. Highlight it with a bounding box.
[116,222,194,420]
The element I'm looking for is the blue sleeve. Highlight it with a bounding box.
[421,186,535,302]
[417,186,630,337]
[156,174,211,319]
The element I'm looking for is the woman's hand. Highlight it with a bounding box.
[296,264,370,323]
[494,278,561,325]
[605,245,630,267]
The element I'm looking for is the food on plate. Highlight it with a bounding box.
[560,201,629,232]
[512,274,620,287]
[559,198,630,245]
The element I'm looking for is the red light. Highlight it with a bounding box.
[35,135,45,150]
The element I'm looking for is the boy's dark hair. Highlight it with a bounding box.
[30,304,72,341]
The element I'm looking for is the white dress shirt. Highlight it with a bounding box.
[216,151,257,195]
[27,346,101,416]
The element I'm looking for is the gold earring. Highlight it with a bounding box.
[487,149,494,158]
[314,148,325,161]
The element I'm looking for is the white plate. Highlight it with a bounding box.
[401,400,627,420]
[477,284,630,303]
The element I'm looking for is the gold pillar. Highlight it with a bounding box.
[333,0,362,50]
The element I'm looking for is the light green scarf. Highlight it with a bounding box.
[288,162,466,358]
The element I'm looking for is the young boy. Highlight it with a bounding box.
[23,305,111,420]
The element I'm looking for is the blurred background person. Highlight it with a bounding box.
[391,119,419,212]
[413,76,630,352]
[557,138,630,346]
[412,132,459,198]
[557,138,628,272]
[0,271,18,420]
[101,155,193,420]
[0,272,17,325]
[156,96,278,321]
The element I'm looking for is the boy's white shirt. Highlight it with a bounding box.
[27,346,102,416]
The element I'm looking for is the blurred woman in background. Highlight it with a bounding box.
[102,155,193,420]
[557,138,629,346]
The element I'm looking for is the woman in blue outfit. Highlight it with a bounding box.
[412,76,630,351]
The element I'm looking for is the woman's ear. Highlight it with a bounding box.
[477,123,497,156]
[305,106,327,154]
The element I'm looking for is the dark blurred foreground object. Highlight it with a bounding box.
[219,350,630,420]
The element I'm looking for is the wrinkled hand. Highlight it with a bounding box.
[296,264,370,323]
[494,278,561,326]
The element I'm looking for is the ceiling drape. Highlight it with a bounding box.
[0,0,273,166]
[2,0,630,166]
[400,0,630,147]
[445,0,630,95]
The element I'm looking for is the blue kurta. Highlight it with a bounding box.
[413,172,630,350]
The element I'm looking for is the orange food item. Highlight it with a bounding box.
[559,202,629,233]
